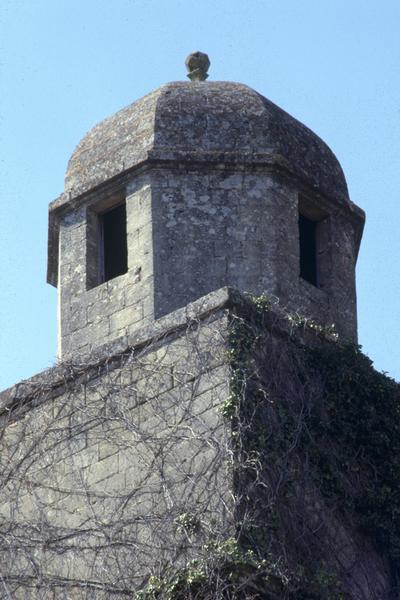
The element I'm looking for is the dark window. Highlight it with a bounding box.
[100,203,128,282]
[299,213,318,286]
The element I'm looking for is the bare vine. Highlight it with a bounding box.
[0,296,398,599]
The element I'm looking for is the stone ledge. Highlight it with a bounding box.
[0,287,233,414]
[0,286,336,418]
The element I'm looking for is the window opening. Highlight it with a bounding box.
[99,203,128,282]
[299,212,318,286]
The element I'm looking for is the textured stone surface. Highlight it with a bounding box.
[57,173,154,357]
[63,81,351,206]
[0,295,232,598]
[0,290,392,599]
[150,166,360,339]
[54,160,362,357]
[10,71,390,599]
[48,78,364,357]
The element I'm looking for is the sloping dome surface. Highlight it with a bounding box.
[65,81,349,204]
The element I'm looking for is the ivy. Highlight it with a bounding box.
[134,538,335,599]
[226,295,400,589]
[305,343,400,564]
[137,296,400,598]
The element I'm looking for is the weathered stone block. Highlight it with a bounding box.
[109,303,143,331]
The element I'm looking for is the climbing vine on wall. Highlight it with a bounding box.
[0,293,398,599]
[305,343,400,566]
[223,295,400,595]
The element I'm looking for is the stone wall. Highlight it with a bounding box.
[0,291,232,599]
[58,172,155,358]
[0,289,392,599]
[55,160,360,359]
[150,165,359,340]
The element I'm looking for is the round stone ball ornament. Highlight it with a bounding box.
[185,51,210,81]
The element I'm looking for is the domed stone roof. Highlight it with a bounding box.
[65,81,350,204]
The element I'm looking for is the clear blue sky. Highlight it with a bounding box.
[1,0,399,390]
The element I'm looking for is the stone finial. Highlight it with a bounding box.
[185,51,210,82]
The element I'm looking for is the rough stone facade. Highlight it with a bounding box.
[55,163,362,358]
[56,172,154,357]
[0,289,393,599]
[47,81,364,358]
[149,165,360,336]
[0,291,232,599]
[3,75,388,599]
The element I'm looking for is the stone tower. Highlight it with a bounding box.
[4,55,395,600]
[47,53,364,359]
